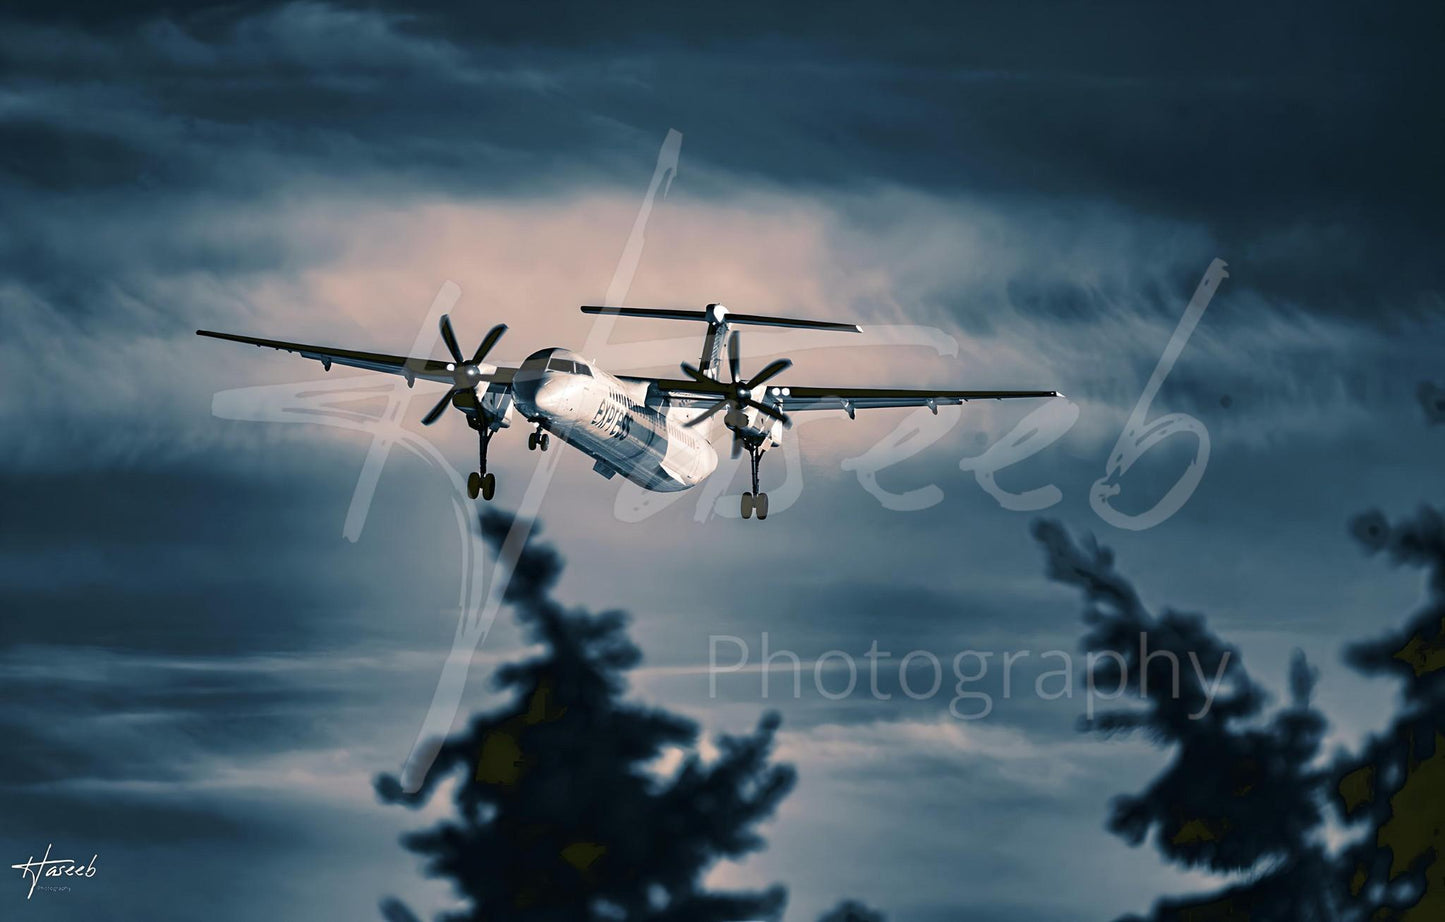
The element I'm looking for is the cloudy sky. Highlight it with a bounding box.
[2,2,1443,920]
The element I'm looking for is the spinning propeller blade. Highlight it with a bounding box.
[422,388,458,426]
[420,318,509,426]
[680,362,713,385]
[684,400,731,428]
[748,358,791,390]
[471,323,507,365]
[680,330,793,433]
[439,315,464,364]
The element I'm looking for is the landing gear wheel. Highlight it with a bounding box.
[539,433,550,452]
[744,444,770,521]
[472,425,494,498]
[528,432,538,451]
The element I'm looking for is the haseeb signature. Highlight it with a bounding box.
[10,844,97,899]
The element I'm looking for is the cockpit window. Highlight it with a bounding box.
[544,358,591,375]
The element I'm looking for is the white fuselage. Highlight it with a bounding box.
[509,348,719,492]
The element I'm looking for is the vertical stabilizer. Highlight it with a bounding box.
[697,303,731,380]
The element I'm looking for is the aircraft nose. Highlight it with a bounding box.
[511,372,562,417]
[511,369,542,411]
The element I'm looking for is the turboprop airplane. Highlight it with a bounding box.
[197,304,1059,521]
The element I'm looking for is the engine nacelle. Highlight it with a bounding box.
[725,406,783,449]
[480,386,515,428]
[454,385,514,429]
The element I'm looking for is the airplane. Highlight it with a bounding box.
[197,303,1059,521]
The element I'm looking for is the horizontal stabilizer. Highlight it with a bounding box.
[581,304,861,333]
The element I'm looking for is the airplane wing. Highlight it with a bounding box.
[195,330,517,386]
[629,377,1059,417]
[764,384,1061,415]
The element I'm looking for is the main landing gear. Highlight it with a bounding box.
[527,424,550,452]
[467,419,497,502]
[741,443,770,521]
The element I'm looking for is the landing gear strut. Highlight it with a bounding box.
[741,443,769,521]
[467,419,497,501]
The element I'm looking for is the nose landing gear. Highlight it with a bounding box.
[527,424,550,452]
[740,443,770,521]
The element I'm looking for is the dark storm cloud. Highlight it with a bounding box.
[0,2,644,196]
[0,644,350,785]
[0,3,1436,498]
[2,1,1441,324]
[0,5,1441,921]
[0,455,489,793]
[0,452,489,921]
[396,2,1445,242]
[0,464,435,654]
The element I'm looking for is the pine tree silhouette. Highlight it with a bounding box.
[816,899,887,922]
[1333,506,1445,921]
[1032,519,1336,921]
[376,509,797,922]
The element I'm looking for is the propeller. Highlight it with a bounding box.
[682,329,792,456]
[421,314,508,425]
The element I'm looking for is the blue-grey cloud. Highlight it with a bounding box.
[2,4,1442,922]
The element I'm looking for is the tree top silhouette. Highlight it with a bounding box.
[377,510,797,922]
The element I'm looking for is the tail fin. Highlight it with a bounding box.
[581,303,860,379]
[580,303,862,333]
